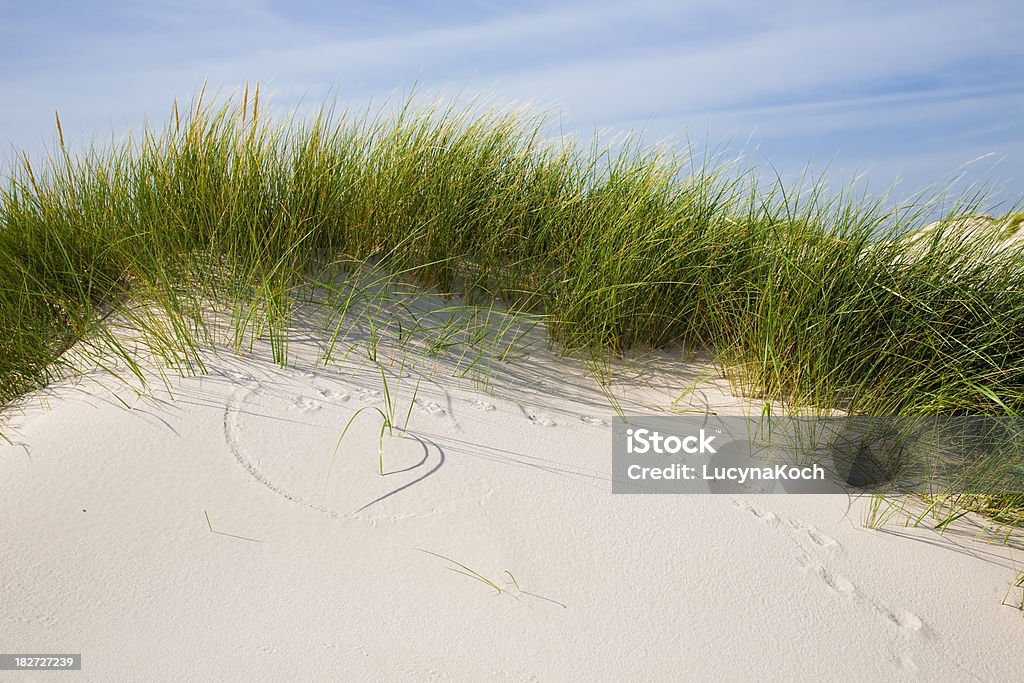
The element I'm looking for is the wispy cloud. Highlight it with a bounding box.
[1,0,1021,204]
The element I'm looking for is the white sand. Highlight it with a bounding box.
[2,283,1023,681]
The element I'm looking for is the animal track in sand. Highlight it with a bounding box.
[468,398,496,412]
[416,400,447,416]
[580,415,607,427]
[881,608,925,632]
[354,387,382,402]
[795,552,855,595]
[786,518,839,549]
[527,412,557,427]
[820,567,856,595]
[730,495,934,669]
[734,500,853,597]
[5,613,59,627]
[317,388,349,401]
[291,396,322,413]
[795,547,928,638]
[731,499,781,528]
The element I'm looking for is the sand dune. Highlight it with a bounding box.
[2,284,1023,681]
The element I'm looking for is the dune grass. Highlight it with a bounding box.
[2,86,1024,529]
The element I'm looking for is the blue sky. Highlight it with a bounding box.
[2,0,1022,209]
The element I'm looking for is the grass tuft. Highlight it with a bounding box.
[3,87,1024,527]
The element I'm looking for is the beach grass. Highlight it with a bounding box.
[2,86,1024,527]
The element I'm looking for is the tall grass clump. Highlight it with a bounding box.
[2,85,1024,513]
